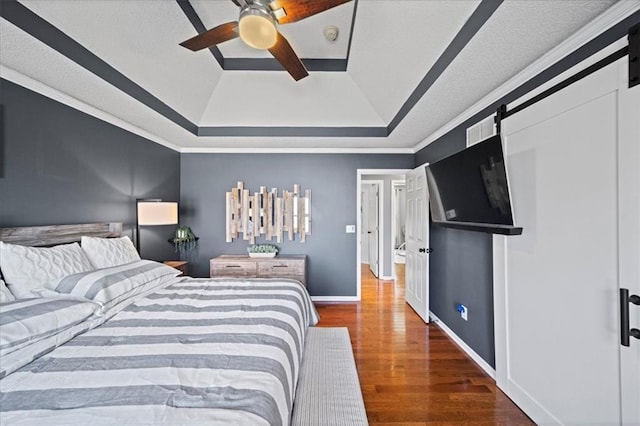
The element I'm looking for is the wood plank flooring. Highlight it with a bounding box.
[314,264,533,425]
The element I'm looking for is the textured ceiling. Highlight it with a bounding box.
[0,0,629,152]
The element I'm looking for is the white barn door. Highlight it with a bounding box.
[405,166,429,323]
[494,53,639,424]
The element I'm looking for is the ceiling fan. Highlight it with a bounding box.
[180,0,352,81]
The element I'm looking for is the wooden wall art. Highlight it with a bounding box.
[226,182,311,243]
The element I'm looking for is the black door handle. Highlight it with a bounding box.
[620,288,640,347]
[418,248,433,253]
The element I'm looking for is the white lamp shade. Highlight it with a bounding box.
[137,202,178,226]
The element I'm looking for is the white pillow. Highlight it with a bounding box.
[0,296,101,357]
[49,259,180,311]
[0,296,102,377]
[81,236,140,269]
[0,242,95,299]
[0,279,15,303]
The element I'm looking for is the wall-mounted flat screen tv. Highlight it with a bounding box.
[425,134,522,235]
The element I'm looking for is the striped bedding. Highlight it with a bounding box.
[0,278,319,425]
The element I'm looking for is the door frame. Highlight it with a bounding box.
[356,169,411,300]
[362,180,383,277]
[360,187,369,264]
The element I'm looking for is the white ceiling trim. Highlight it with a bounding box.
[1,1,629,153]
[1,57,415,154]
[412,0,640,153]
[0,64,183,153]
[1,63,414,155]
[180,146,414,154]
[2,0,499,142]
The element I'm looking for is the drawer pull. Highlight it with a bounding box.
[225,265,242,268]
[272,265,289,268]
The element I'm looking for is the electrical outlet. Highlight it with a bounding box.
[346,225,356,233]
[456,303,468,321]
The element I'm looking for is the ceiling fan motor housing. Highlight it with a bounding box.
[239,3,278,49]
[181,0,353,80]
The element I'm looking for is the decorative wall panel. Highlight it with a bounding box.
[226,182,311,243]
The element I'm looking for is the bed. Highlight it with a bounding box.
[0,223,339,425]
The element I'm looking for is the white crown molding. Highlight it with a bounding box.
[179,147,415,154]
[357,168,412,175]
[429,311,496,379]
[0,65,183,152]
[412,0,640,153]
[311,296,360,302]
[0,65,413,154]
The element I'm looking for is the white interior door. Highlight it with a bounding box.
[405,166,429,323]
[494,55,639,424]
[360,189,369,264]
[367,184,379,277]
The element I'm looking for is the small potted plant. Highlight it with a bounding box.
[247,244,278,258]
[171,226,198,254]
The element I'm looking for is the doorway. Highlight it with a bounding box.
[356,169,411,300]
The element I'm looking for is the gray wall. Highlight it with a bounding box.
[0,79,181,262]
[180,153,414,296]
[416,127,496,367]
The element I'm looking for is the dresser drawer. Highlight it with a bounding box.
[210,261,257,277]
[257,260,304,277]
[209,255,306,286]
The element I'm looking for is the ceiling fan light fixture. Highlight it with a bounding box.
[239,6,278,49]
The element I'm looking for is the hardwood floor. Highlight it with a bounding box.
[314,264,533,425]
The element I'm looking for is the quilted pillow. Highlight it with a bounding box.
[81,236,140,269]
[0,279,15,303]
[0,242,95,299]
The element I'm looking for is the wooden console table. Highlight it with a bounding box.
[210,255,307,287]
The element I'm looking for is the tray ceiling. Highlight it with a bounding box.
[0,0,625,152]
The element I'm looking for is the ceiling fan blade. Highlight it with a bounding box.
[230,0,241,6]
[270,0,352,25]
[180,21,239,51]
[268,32,308,81]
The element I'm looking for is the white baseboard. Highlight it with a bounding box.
[379,275,395,281]
[311,296,360,302]
[429,311,496,379]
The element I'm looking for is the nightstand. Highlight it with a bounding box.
[164,260,189,276]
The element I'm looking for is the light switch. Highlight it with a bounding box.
[346,225,356,233]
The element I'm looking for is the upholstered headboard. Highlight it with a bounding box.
[0,223,123,247]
